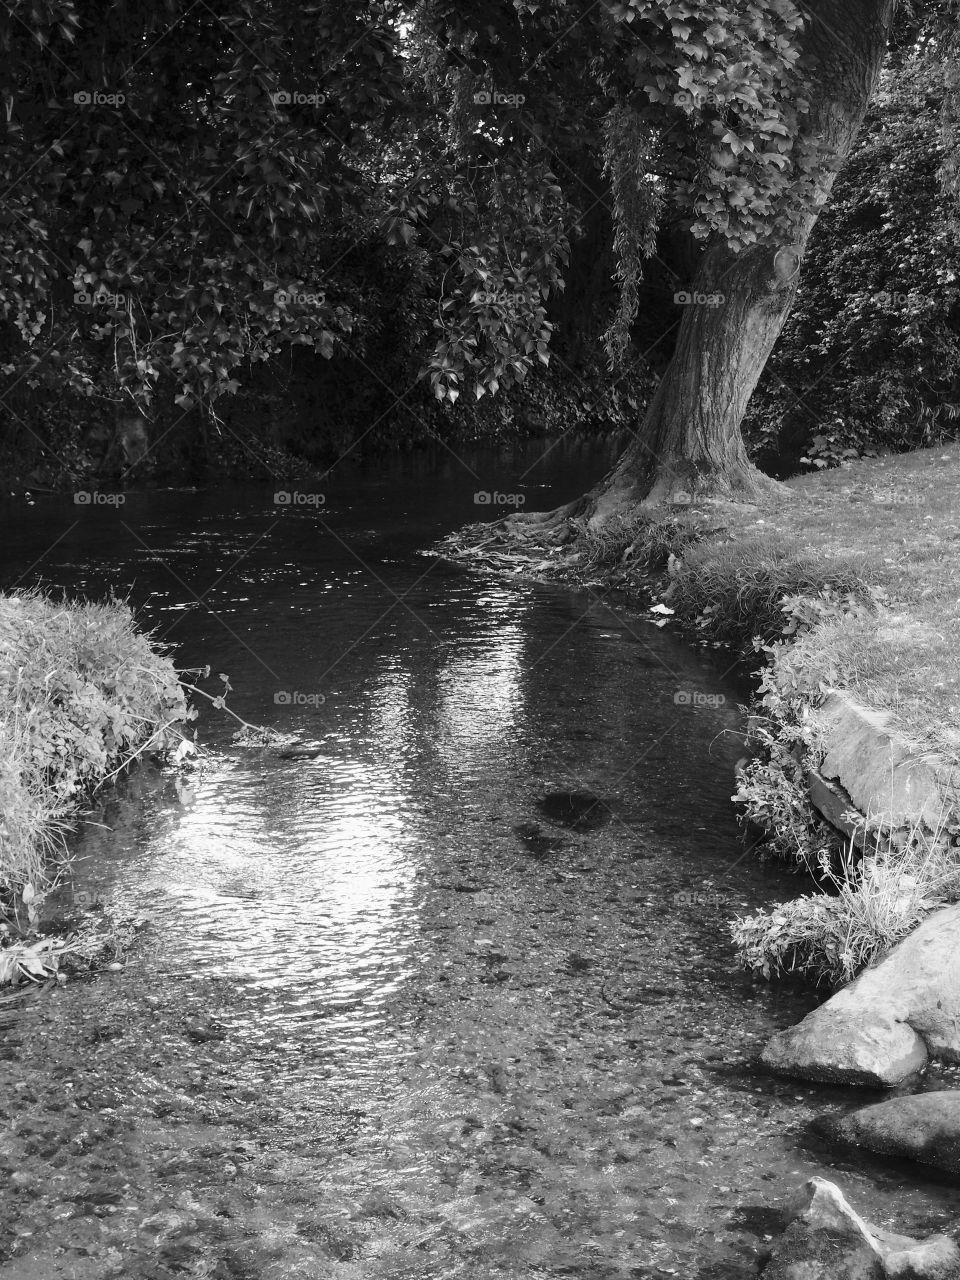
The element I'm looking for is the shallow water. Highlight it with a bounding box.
[1,441,958,1279]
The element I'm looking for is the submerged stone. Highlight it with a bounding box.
[535,791,609,831]
[513,821,566,857]
[817,1091,960,1178]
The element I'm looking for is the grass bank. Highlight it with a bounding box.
[0,591,190,915]
[440,441,960,987]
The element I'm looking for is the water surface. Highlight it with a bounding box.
[1,442,957,1279]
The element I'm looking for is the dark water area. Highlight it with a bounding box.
[1,439,958,1279]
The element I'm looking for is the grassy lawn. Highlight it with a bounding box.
[717,440,960,763]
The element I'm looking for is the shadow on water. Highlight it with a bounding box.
[1,439,958,1278]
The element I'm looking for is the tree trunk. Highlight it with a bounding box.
[570,0,897,527]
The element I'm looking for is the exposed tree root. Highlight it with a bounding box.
[435,463,790,587]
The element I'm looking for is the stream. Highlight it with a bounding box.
[1,440,958,1279]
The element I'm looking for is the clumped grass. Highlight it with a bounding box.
[0,590,188,901]
[667,531,874,653]
[733,814,960,986]
[574,511,702,579]
[0,909,144,989]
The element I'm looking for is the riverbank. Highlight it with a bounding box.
[0,591,189,937]
[438,441,960,988]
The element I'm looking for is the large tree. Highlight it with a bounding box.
[580,0,899,516]
[417,0,959,522]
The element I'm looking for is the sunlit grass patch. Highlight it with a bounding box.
[689,441,960,765]
[769,609,960,765]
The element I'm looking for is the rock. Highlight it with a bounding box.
[762,1177,960,1279]
[762,903,960,1085]
[183,1015,226,1044]
[811,691,954,831]
[513,822,565,857]
[764,1007,928,1087]
[819,1091,960,1177]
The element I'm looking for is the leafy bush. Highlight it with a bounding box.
[0,591,189,900]
[732,605,848,871]
[745,49,960,475]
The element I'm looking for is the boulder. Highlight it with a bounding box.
[811,691,951,831]
[819,1091,960,1178]
[762,1177,960,1280]
[762,903,960,1085]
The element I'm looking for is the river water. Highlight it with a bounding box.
[1,441,958,1279]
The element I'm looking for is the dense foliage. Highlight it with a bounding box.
[0,0,958,481]
[746,36,960,473]
[0,1,411,417]
[0,1,837,455]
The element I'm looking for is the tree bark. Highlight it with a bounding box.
[567,0,898,527]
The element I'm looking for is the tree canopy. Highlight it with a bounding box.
[1,0,957,451]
